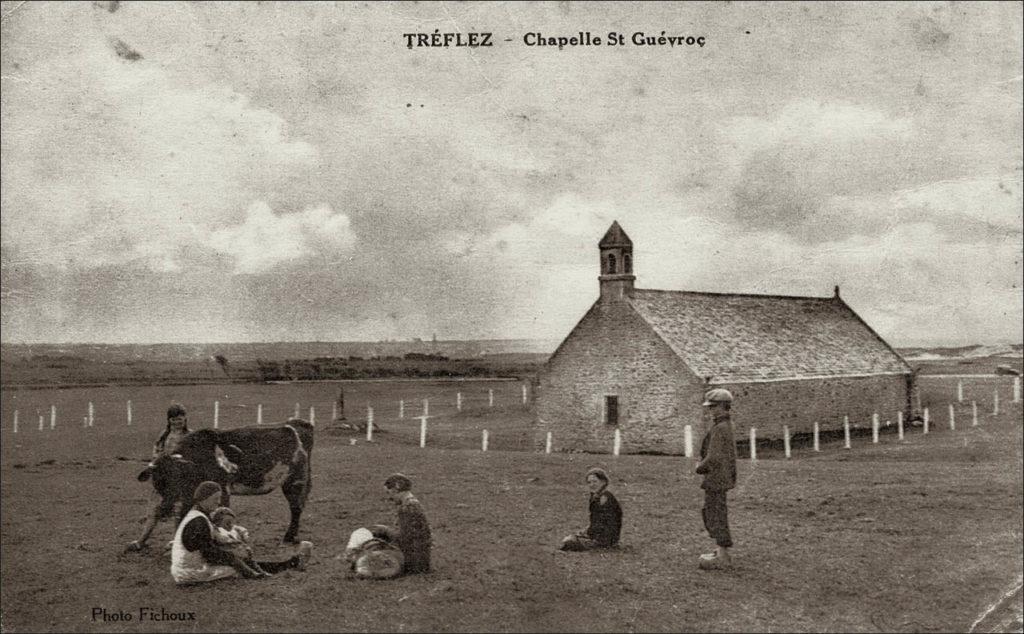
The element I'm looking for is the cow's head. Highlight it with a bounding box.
[137,454,201,515]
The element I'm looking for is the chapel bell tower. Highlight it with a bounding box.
[598,221,635,302]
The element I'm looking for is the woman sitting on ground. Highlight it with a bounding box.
[559,467,623,551]
[170,481,312,585]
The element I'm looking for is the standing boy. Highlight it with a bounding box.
[695,388,737,570]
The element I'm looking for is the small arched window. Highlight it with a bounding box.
[623,253,632,274]
[607,254,617,274]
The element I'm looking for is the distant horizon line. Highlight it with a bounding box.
[0,338,1020,349]
[0,337,564,346]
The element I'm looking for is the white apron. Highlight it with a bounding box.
[170,508,237,585]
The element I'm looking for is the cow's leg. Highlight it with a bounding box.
[281,486,303,544]
[280,457,311,544]
[127,496,175,552]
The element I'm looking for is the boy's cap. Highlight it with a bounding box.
[702,388,734,406]
[586,467,609,483]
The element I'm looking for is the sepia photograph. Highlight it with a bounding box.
[1,1,1021,632]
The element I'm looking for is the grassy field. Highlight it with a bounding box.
[0,377,1021,632]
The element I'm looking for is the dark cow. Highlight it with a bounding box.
[127,419,313,552]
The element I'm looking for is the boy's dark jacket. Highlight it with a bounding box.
[696,418,737,491]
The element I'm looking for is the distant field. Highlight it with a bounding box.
[0,340,561,363]
[0,343,551,388]
[909,356,1022,375]
[1,340,1020,388]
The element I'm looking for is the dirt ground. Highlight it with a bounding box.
[1,381,1021,633]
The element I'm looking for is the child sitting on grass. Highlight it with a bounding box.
[210,506,268,579]
[559,467,623,552]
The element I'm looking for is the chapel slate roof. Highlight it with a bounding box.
[627,289,911,383]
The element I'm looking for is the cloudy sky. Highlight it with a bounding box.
[1,2,1021,346]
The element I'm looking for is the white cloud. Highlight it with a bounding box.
[712,99,1020,243]
[892,177,1023,230]
[721,100,913,158]
[1,34,319,273]
[453,193,621,262]
[207,201,355,274]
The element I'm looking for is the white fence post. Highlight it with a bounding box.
[38,414,44,431]
[522,384,528,404]
[456,392,462,411]
[813,422,820,452]
[399,400,405,419]
[257,404,263,425]
[87,402,93,427]
[51,405,57,430]
[957,380,963,403]
[419,415,427,448]
[897,412,904,441]
[83,416,88,428]
[423,399,429,417]
[683,424,693,458]
[545,431,552,454]
[127,400,133,426]
[1014,377,1021,403]
[309,406,315,425]
[613,428,621,456]
[923,407,930,434]
[366,406,374,442]
[871,414,879,444]
[482,429,489,452]
[332,401,338,422]
[214,401,220,429]
[12,410,18,434]
[972,401,978,427]
[783,425,791,459]
[993,390,999,416]
[749,428,757,461]
[843,415,851,449]
[488,389,494,408]
[948,404,955,431]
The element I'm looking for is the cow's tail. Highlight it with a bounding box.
[286,418,315,454]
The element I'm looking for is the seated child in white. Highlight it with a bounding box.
[210,506,268,578]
